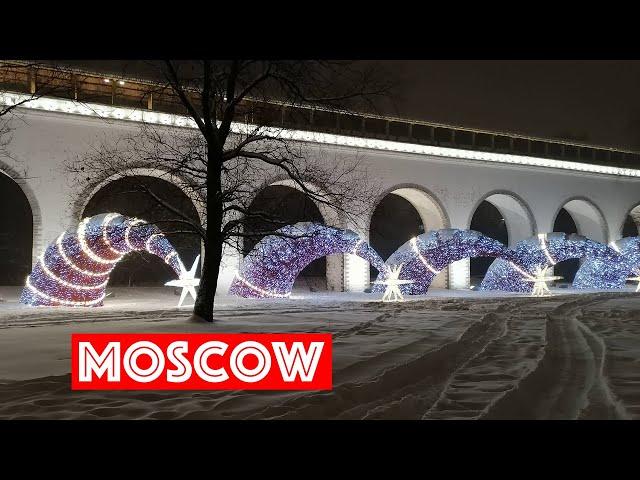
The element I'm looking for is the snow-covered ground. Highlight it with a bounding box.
[1,285,640,420]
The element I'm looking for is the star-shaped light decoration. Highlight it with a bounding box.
[627,271,640,292]
[373,264,414,302]
[524,265,563,297]
[165,255,201,307]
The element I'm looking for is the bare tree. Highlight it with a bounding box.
[67,60,391,321]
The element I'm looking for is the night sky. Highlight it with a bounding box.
[378,61,640,151]
[50,60,640,151]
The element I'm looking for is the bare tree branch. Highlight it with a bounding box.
[64,60,390,321]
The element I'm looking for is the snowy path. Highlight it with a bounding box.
[576,297,640,418]
[485,293,633,420]
[423,298,548,419]
[0,288,640,419]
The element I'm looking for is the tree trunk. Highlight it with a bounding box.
[192,233,223,322]
[192,146,224,322]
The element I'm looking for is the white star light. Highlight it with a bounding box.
[373,264,414,302]
[165,255,201,307]
[524,265,563,297]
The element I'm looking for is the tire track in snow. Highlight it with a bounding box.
[484,293,632,420]
[246,304,510,420]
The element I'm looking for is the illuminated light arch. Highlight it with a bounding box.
[243,178,346,292]
[371,229,516,296]
[20,213,183,307]
[368,185,450,288]
[573,236,640,289]
[228,222,386,298]
[0,160,42,267]
[480,232,620,293]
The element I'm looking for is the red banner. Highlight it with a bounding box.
[71,333,332,390]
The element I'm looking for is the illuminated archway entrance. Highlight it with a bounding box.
[82,175,200,286]
[369,187,449,288]
[0,172,33,285]
[552,198,607,284]
[468,192,535,287]
[244,184,330,292]
[552,208,579,283]
[622,204,640,238]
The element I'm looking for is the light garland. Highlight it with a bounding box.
[351,239,363,255]
[21,214,640,307]
[410,237,440,274]
[24,276,106,307]
[77,217,122,264]
[372,229,517,295]
[538,233,557,266]
[145,233,163,252]
[481,232,621,293]
[234,272,292,298]
[609,241,622,254]
[38,256,109,291]
[56,232,110,278]
[125,219,146,250]
[573,236,640,289]
[228,222,386,299]
[102,213,127,255]
[20,213,184,307]
[3,91,640,179]
[508,261,536,281]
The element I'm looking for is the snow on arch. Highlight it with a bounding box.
[371,229,516,296]
[20,213,183,307]
[229,222,387,298]
[480,232,620,293]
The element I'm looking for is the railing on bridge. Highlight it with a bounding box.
[1,61,639,169]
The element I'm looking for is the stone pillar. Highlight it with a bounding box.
[216,245,241,296]
[342,220,371,292]
[326,255,344,291]
[344,253,369,292]
[448,208,472,290]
